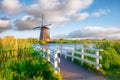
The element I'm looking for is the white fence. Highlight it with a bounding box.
[35,45,103,73]
[35,46,60,73]
[60,47,103,69]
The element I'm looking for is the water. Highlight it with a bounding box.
[33,43,95,50]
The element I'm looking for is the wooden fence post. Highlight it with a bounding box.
[47,50,50,62]
[96,50,99,69]
[65,51,67,59]
[42,48,46,57]
[54,51,59,73]
[71,48,74,62]
[81,48,84,66]
[60,44,62,57]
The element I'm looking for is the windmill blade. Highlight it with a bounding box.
[33,26,41,29]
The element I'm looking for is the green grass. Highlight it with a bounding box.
[95,41,120,80]
[0,38,62,80]
[0,49,62,80]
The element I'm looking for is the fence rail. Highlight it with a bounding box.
[60,47,103,69]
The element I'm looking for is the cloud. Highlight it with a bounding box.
[0,17,11,32]
[66,26,120,40]
[25,0,93,24]
[15,15,41,30]
[13,0,93,30]
[0,0,22,14]
[71,13,89,21]
[92,9,109,17]
[106,33,120,40]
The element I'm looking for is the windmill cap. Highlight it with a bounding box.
[41,26,49,29]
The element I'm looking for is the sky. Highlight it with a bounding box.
[0,0,120,40]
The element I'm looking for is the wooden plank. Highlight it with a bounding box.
[50,61,54,67]
[84,48,103,51]
[74,51,102,59]
[65,52,102,67]
[84,59,102,67]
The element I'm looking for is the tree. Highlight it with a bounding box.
[59,38,64,43]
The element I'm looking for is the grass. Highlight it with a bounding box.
[0,37,62,80]
[95,41,120,80]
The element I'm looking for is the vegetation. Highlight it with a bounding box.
[71,40,120,80]
[1,36,120,80]
[95,41,120,80]
[0,37,62,80]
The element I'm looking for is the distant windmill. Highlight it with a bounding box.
[33,14,51,42]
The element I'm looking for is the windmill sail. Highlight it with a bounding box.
[33,26,40,29]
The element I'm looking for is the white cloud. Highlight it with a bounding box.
[92,9,109,17]
[25,0,93,24]
[0,0,22,14]
[15,15,40,30]
[0,17,11,32]
[0,20,10,28]
[71,13,89,21]
[66,26,120,40]
[12,0,93,30]
[106,33,120,40]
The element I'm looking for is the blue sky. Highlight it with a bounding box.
[0,0,120,39]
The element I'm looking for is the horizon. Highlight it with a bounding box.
[0,0,120,40]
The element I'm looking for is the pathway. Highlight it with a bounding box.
[59,57,109,80]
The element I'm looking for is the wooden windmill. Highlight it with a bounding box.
[33,14,51,42]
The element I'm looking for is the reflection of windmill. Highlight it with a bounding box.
[33,14,51,42]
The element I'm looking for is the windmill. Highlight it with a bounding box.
[33,14,51,42]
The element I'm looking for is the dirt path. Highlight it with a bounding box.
[59,57,109,80]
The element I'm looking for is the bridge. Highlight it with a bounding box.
[35,46,109,80]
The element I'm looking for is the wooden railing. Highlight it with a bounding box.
[35,45,103,73]
[60,47,103,69]
[35,46,60,73]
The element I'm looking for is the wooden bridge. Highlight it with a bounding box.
[59,57,108,80]
[35,46,109,80]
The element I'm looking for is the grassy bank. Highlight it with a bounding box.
[0,38,62,80]
[0,49,62,80]
[95,41,120,80]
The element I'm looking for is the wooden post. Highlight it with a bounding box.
[65,51,67,59]
[96,50,99,69]
[81,48,84,66]
[42,48,46,57]
[47,50,50,62]
[71,48,74,62]
[54,51,59,73]
[60,44,62,57]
